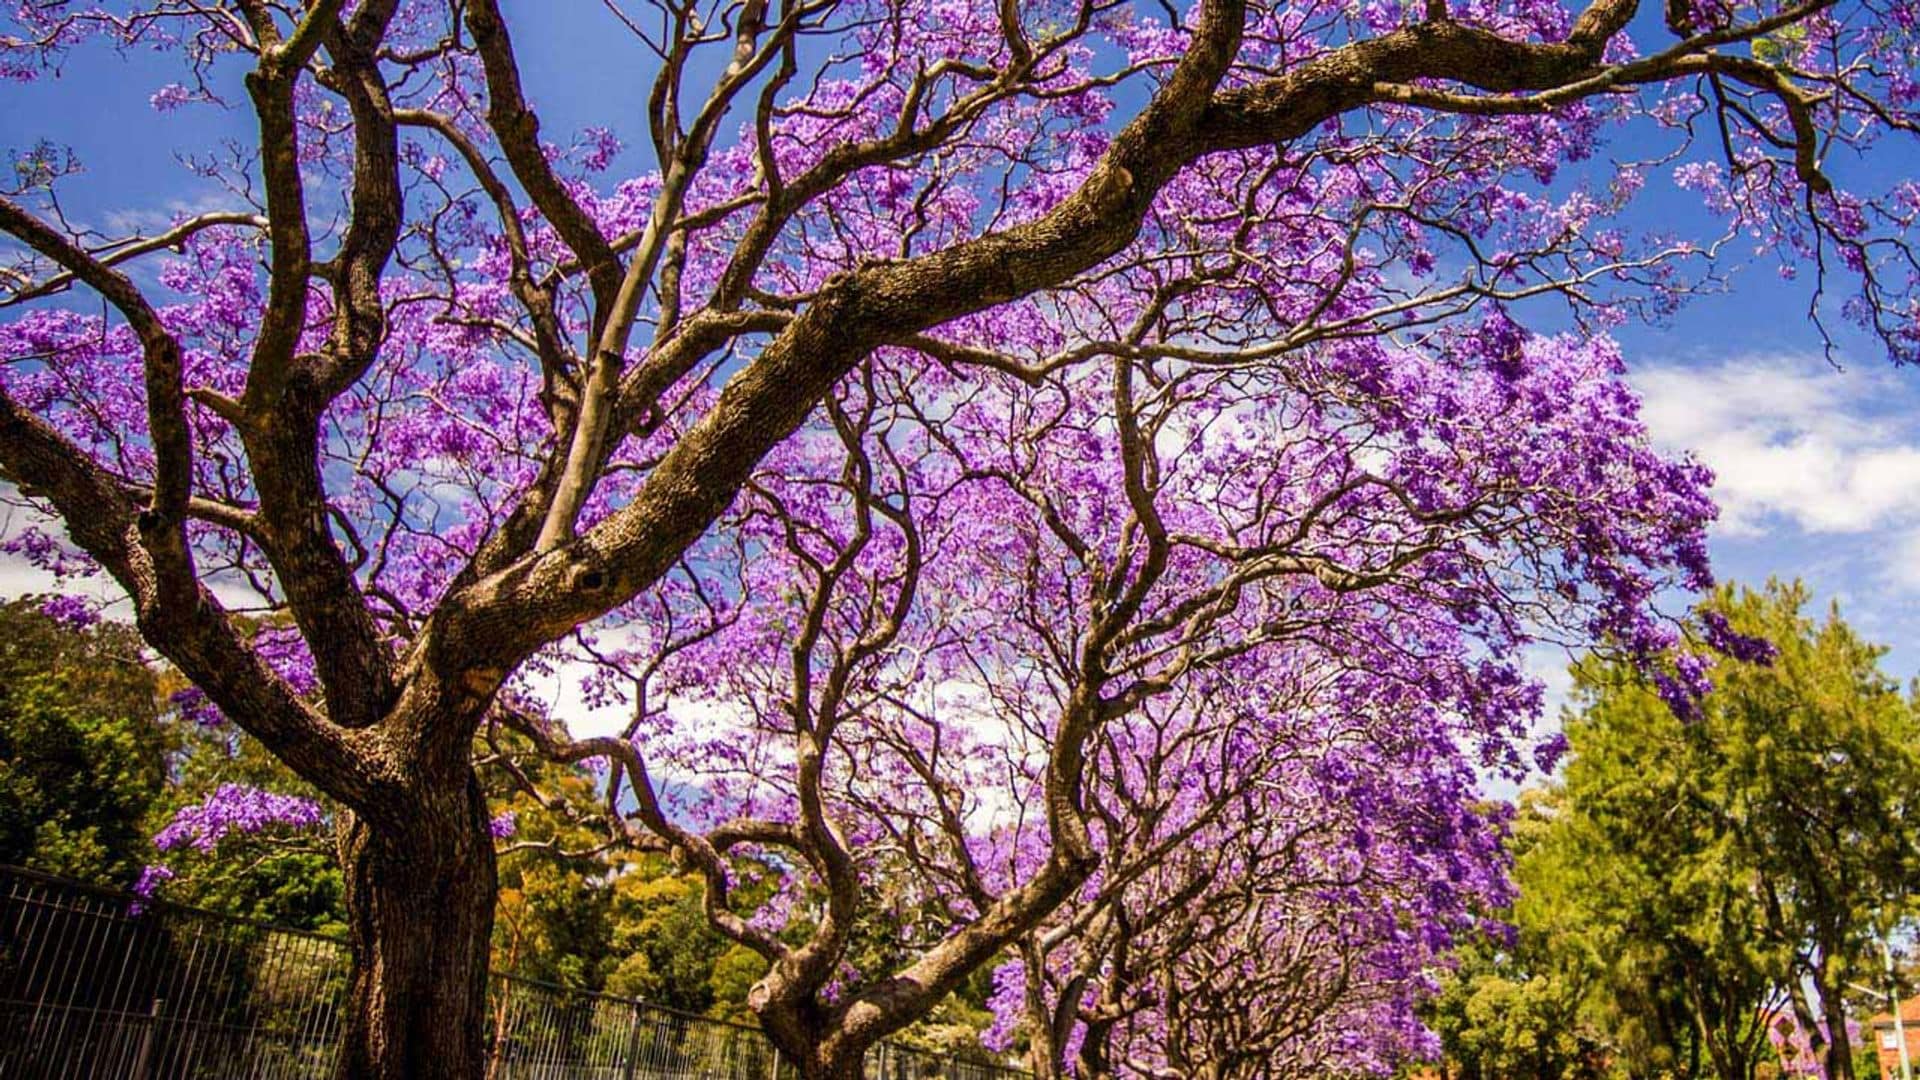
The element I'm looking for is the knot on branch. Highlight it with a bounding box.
[460,666,507,698]
[567,560,612,595]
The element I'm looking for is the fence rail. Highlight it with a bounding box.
[0,865,1028,1080]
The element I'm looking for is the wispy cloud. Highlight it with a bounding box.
[1633,356,1920,560]
[98,188,245,238]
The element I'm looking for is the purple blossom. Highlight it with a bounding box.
[37,593,98,629]
[132,864,174,899]
[487,811,517,840]
[578,127,622,172]
[153,784,325,854]
[149,83,193,111]
[5,0,1920,1067]
[1532,731,1571,773]
[1701,608,1780,665]
[128,864,174,914]
[167,686,225,729]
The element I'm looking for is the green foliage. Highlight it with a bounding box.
[480,743,776,1024]
[481,745,623,991]
[480,750,998,1047]
[886,963,1004,1064]
[1426,793,1616,1080]
[596,851,776,1021]
[1431,580,1920,1080]
[148,706,345,931]
[0,597,343,924]
[0,598,165,886]
[705,945,771,1024]
[1751,24,1808,64]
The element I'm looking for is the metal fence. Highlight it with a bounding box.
[0,865,1029,1080]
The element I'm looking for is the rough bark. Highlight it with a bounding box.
[754,1002,866,1080]
[1019,938,1068,1080]
[334,767,497,1080]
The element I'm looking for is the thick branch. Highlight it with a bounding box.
[465,0,622,310]
[0,385,385,812]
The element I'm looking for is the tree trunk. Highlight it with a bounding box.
[1073,1015,1118,1080]
[1693,1007,1734,1079]
[780,1044,867,1080]
[1818,973,1857,1080]
[755,998,868,1080]
[1023,1002,1064,1080]
[1788,979,1831,1070]
[335,768,496,1080]
[1017,940,1083,1080]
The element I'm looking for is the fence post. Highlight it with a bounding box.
[621,1000,644,1080]
[130,997,162,1080]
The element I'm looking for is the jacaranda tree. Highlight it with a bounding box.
[987,676,1516,1078]
[496,321,1714,1075]
[3,0,1918,1075]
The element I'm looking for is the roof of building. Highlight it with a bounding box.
[1870,994,1920,1027]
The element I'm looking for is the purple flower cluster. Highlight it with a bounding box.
[153,784,325,854]
[131,864,174,901]
[36,593,98,629]
[167,686,225,729]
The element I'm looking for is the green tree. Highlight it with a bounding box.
[1572,582,1920,1079]
[1560,644,1783,1079]
[147,702,346,931]
[599,852,777,1020]
[1666,581,1920,1080]
[1434,581,1920,1080]
[478,736,779,1022]
[1429,793,1625,1080]
[0,597,166,886]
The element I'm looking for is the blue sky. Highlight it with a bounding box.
[5,2,1920,738]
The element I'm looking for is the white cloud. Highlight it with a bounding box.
[99,189,244,239]
[528,656,638,739]
[0,551,129,609]
[0,491,134,612]
[1633,356,1920,542]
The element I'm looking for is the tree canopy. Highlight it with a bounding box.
[1432,580,1920,1080]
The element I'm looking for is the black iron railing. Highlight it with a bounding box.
[0,865,1028,1080]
